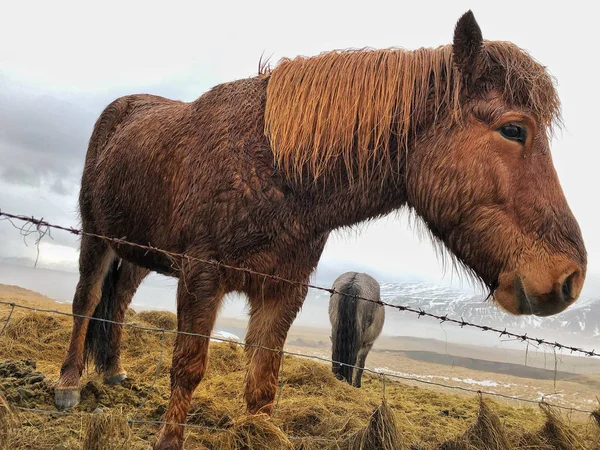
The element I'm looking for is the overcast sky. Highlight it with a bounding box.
[1,1,599,295]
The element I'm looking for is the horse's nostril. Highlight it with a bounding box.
[561,272,575,301]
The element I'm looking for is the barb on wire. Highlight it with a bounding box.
[0,300,594,415]
[1,210,598,359]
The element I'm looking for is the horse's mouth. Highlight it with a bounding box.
[514,276,567,317]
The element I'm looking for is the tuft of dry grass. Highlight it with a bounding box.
[517,403,588,450]
[82,408,132,450]
[346,399,406,450]
[0,394,19,450]
[137,310,177,330]
[440,397,512,450]
[291,437,321,450]
[593,409,600,428]
[592,408,600,450]
[227,413,294,450]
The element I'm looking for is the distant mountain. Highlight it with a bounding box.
[378,282,600,338]
[307,276,600,338]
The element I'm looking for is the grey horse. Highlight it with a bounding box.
[329,272,385,387]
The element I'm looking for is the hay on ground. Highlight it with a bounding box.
[440,397,512,450]
[346,399,405,450]
[0,290,597,450]
[226,413,294,450]
[137,310,177,330]
[591,408,600,450]
[517,403,587,450]
[0,394,19,450]
[82,407,132,450]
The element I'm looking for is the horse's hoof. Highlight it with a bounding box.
[54,387,80,410]
[104,372,127,386]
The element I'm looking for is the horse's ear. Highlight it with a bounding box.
[453,11,484,84]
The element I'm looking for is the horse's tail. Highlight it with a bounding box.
[332,281,361,385]
[80,97,132,371]
[83,258,121,372]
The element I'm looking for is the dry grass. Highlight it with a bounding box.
[136,310,177,330]
[82,408,132,450]
[592,409,600,450]
[345,400,406,450]
[0,289,598,449]
[0,394,19,450]
[517,403,589,449]
[440,398,512,450]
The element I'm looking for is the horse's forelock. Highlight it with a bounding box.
[483,41,562,132]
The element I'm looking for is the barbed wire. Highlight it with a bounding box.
[0,300,594,415]
[0,210,598,359]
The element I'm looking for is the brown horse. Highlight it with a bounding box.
[54,11,586,449]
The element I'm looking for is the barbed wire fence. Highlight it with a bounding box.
[1,210,598,359]
[0,209,598,443]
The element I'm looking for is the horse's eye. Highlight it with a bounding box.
[499,124,526,144]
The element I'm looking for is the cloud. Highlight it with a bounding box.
[0,74,209,193]
[0,82,92,191]
[0,74,211,267]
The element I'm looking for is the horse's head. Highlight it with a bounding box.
[407,11,586,316]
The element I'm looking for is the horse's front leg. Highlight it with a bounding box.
[154,267,224,450]
[244,283,307,414]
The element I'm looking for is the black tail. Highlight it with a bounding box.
[84,258,121,372]
[332,282,360,385]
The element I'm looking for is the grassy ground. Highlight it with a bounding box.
[0,284,598,449]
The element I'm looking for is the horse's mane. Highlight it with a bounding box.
[264,42,560,182]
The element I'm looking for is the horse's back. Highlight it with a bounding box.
[330,271,384,350]
[79,77,272,272]
[330,272,384,326]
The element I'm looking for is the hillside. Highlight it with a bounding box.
[0,285,599,449]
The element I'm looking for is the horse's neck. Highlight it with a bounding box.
[294,169,408,234]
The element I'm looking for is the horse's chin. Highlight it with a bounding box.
[491,278,533,316]
[493,276,574,317]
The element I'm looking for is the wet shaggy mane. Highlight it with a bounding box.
[264,42,561,183]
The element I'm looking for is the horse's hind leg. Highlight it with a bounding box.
[103,262,150,385]
[352,343,373,388]
[55,235,115,409]
[244,283,307,414]
[155,266,224,450]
